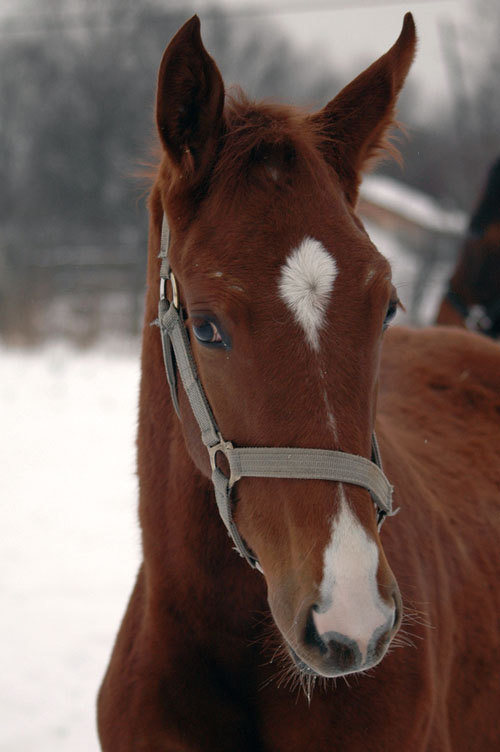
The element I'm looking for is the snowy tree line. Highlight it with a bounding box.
[0,0,342,342]
[0,0,498,342]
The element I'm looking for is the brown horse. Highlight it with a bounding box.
[98,15,500,751]
[436,158,500,337]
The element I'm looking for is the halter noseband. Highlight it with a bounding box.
[157,216,396,569]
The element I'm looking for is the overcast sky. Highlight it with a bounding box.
[194,0,470,121]
[0,0,473,121]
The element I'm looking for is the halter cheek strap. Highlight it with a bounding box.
[157,216,396,569]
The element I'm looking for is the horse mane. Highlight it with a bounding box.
[188,86,403,209]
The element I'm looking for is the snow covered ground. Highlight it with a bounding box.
[1,342,142,751]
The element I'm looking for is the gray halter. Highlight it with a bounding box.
[157,216,396,569]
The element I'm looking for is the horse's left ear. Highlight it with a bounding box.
[156,15,225,183]
[312,13,416,204]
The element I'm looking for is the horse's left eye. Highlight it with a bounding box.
[383,299,399,330]
[192,318,224,346]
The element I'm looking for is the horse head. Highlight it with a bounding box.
[152,14,416,679]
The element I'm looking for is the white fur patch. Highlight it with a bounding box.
[314,488,391,662]
[278,237,337,351]
[266,165,280,182]
[364,267,376,286]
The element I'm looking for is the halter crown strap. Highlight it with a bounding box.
[157,215,396,568]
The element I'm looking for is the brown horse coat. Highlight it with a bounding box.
[98,15,500,752]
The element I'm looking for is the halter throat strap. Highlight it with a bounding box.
[157,215,396,569]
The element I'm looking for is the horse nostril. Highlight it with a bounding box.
[392,602,399,630]
[305,609,361,670]
[391,591,402,631]
[304,608,328,655]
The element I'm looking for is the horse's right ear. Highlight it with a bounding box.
[156,16,224,183]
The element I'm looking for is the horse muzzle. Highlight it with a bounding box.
[283,589,402,678]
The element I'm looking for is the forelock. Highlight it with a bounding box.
[211,90,323,193]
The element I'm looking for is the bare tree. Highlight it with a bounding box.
[0,0,339,341]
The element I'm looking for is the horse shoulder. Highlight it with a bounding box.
[375,325,500,748]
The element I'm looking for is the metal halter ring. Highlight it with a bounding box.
[160,272,179,310]
[208,436,242,489]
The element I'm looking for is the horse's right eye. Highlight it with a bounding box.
[191,317,227,348]
[193,319,222,344]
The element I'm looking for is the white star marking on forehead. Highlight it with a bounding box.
[278,237,337,351]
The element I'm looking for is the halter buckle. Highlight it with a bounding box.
[466,304,491,334]
[159,272,179,310]
[208,436,241,488]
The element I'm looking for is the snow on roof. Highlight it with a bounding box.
[359,174,467,237]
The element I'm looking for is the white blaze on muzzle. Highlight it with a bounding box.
[314,487,393,663]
